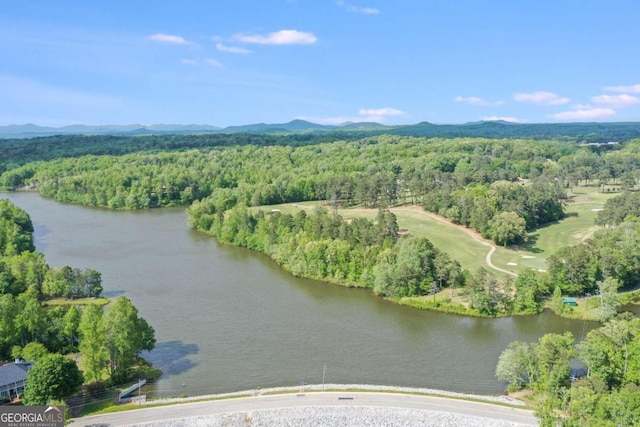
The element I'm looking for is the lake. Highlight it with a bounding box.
[2,192,607,396]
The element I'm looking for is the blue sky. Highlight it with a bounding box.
[2,0,640,127]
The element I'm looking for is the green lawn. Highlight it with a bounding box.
[257,187,615,280]
[257,202,503,278]
[43,297,110,307]
[532,187,612,253]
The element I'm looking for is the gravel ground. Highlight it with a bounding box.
[123,385,530,427]
[126,406,531,427]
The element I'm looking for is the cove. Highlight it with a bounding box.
[2,192,603,396]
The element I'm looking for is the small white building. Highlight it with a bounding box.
[0,361,34,401]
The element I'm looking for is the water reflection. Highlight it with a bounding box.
[143,341,199,377]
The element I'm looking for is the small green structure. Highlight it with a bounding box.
[562,297,578,307]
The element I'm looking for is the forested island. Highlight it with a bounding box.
[2,127,640,422]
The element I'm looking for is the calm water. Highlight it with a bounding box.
[2,192,610,396]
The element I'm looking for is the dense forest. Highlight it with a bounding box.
[497,316,640,426]
[390,120,640,142]
[1,136,618,240]
[3,119,640,173]
[0,200,155,404]
[0,132,344,175]
[3,134,640,317]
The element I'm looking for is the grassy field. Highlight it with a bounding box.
[43,297,110,307]
[261,201,495,277]
[259,186,615,280]
[491,187,613,274]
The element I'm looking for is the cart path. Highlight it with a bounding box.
[391,206,518,278]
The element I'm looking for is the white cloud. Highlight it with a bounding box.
[482,116,525,123]
[352,6,380,14]
[358,107,405,117]
[514,91,570,105]
[234,30,317,45]
[603,84,640,93]
[550,107,616,121]
[148,33,191,45]
[216,42,252,54]
[454,96,505,106]
[298,107,404,125]
[336,0,380,14]
[181,58,223,68]
[592,94,640,108]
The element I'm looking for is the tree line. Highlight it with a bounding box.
[2,120,638,175]
[188,201,560,316]
[0,200,155,405]
[188,203,465,301]
[3,135,624,245]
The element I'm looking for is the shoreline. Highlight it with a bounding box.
[5,190,626,322]
[143,383,526,407]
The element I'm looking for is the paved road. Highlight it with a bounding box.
[69,392,537,426]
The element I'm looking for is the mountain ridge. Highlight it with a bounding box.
[1,120,639,141]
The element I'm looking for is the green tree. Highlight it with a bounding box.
[513,269,544,314]
[0,294,18,358]
[601,384,640,426]
[468,269,512,315]
[496,341,537,391]
[14,289,46,344]
[78,304,108,382]
[550,285,565,315]
[104,296,155,384]
[535,332,575,396]
[597,277,620,322]
[489,211,526,246]
[21,342,49,362]
[566,382,599,424]
[22,354,83,405]
[580,317,640,389]
[392,237,438,297]
[62,306,81,349]
[80,269,103,298]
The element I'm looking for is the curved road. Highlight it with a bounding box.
[69,392,537,426]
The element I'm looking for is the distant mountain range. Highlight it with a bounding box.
[0,123,222,137]
[0,120,387,138]
[1,119,639,141]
